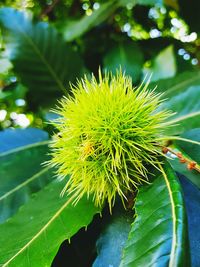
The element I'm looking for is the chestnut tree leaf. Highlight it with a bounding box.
[0,128,51,223]
[120,162,189,267]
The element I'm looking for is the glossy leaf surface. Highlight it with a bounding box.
[0,179,99,266]
[120,163,189,267]
[93,206,133,267]
[161,86,200,135]
[0,128,50,223]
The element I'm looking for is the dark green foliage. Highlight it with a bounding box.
[0,129,99,266]
[93,206,133,267]
[103,42,144,82]
[0,8,84,108]
[120,163,189,267]
[0,1,200,266]
[0,128,50,222]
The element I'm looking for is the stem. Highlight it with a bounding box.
[162,146,200,173]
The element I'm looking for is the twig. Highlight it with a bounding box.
[162,146,200,173]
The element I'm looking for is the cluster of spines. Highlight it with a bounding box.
[49,71,174,210]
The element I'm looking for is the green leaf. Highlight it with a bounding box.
[0,8,84,107]
[169,129,200,189]
[62,1,118,42]
[137,0,162,4]
[179,176,200,267]
[0,128,49,153]
[0,179,99,266]
[103,42,144,82]
[152,70,200,98]
[120,162,189,267]
[93,205,133,267]
[175,129,200,163]
[0,129,51,223]
[62,0,159,42]
[119,0,162,6]
[149,45,176,82]
[0,58,12,73]
[162,86,200,135]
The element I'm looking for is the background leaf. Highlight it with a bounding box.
[0,128,49,153]
[161,86,200,135]
[103,42,144,82]
[149,45,176,82]
[0,128,51,223]
[93,205,133,267]
[62,0,118,42]
[120,162,189,267]
[151,71,200,98]
[61,0,161,41]
[119,0,163,5]
[137,0,162,4]
[0,7,84,108]
[175,129,200,163]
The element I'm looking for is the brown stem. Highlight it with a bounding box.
[162,146,200,173]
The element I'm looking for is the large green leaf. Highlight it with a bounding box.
[0,8,84,107]
[93,205,133,267]
[103,42,144,82]
[169,129,200,189]
[0,179,99,266]
[162,86,200,135]
[0,128,51,223]
[120,162,189,267]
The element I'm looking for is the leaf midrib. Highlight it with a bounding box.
[2,197,72,266]
[166,111,200,125]
[164,74,200,97]
[0,140,50,157]
[0,166,51,201]
[159,164,177,267]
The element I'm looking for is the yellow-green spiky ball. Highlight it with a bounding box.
[50,70,171,209]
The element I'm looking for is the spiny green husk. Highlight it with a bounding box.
[49,70,172,210]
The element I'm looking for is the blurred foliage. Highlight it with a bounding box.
[0,0,199,131]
